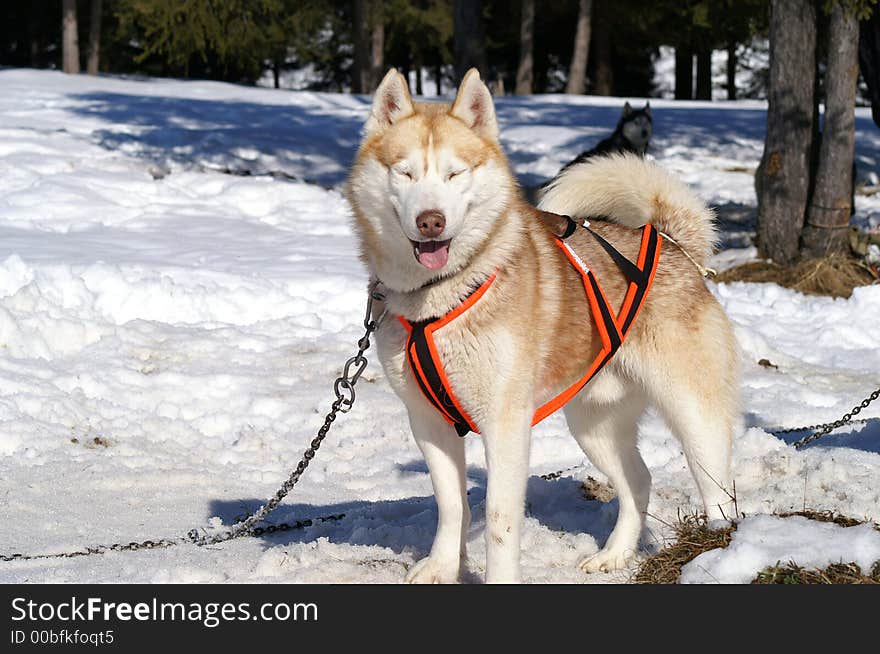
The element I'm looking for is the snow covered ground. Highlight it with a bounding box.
[0,68,877,584]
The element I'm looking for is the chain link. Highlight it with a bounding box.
[3,287,876,561]
[1,282,387,563]
[769,386,880,449]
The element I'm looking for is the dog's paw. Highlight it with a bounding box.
[405,556,460,584]
[578,547,636,574]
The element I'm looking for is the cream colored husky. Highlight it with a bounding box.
[345,69,739,584]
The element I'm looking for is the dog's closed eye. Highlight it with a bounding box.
[392,166,414,180]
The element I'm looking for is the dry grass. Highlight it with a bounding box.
[752,508,879,584]
[778,509,877,529]
[715,254,877,298]
[753,561,880,584]
[635,510,880,584]
[633,514,736,584]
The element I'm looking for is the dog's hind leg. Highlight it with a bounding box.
[639,308,739,525]
[405,404,470,584]
[564,379,650,573]
[648,376,737,525]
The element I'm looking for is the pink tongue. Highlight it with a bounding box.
[417,242,449,270]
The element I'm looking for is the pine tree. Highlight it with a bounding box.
[385,0,452,94]
[115,0,285,83]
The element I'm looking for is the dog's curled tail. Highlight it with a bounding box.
[537,153,717,264]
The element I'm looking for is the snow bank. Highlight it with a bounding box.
[681,514,880,584]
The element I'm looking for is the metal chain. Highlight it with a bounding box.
[1,282,388,563]
[539,464,583,481]
[769,386,880,449]
[2,282,876,560]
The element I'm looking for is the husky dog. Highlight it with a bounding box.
[345,69,738,583]
[559,101,653,174]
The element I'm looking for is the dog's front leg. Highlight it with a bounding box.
[481,407,532,584]
[405,405,470,584]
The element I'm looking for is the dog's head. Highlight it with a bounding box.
[620,101,652,152]
[346,68,515,291]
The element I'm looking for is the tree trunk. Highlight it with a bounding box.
[756,0,817,264]
[566,0,593,94]
[62,0,80,74]
[28,6,41,68]
[31,39,41,68]
[674,48,693,99]
[401,53,411,90]
[801,4,859,257]
[369,0,384,91]
[435,63,443,95]
[726,42,737,100]
[273,59,281,89]
[352,0,371,93]
[415,60,423,96]
[860,11,880,127]
[87,0,101,75]
[454,0,488,82]
[515,0,535,94]
[592,5,612,95]
[696,47,712,100]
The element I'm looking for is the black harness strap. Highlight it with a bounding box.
[567,216,661,335]
[560,215,579,239]
[618,225,659,334]
[586,270,623,351]
[400,221,661,437]
[586,227,648,287]
[406,320,473,437]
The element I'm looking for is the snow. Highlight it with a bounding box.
[680,514,880,584]
[0,68,878,584]
[652,42,770,102]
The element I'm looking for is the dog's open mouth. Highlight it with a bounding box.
[411,239,451,271]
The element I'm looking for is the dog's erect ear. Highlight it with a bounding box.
[364,69,414,135]
[450,68,499,141]
[644,101,651,117]
[623,101,633,117]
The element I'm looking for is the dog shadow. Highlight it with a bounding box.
[206,461,616,561]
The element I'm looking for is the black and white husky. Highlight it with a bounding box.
[561,101,653,172]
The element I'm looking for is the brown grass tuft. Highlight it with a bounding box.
[633,514,736,584]
[778,509,878,530]
[715,254,877,298]
[635,510,880,584]
[753,561,880,584]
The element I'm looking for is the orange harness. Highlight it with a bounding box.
[398,221,661,437]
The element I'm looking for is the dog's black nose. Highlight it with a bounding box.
[416,210,446,238]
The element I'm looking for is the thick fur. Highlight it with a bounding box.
[345,69,739,583]
[538,153,718,264]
